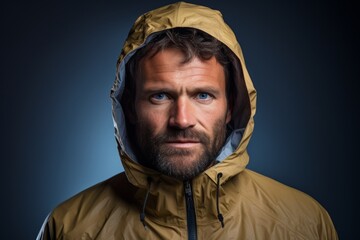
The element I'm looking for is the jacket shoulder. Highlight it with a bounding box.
[53,173,130,214]
[39,173,139,239]
[240,169,321,207]
[236,169,337,239]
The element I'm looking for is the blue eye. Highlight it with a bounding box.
[197,93,210,99]
[151,93,168,101]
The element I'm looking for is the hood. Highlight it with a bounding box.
[110,1,257,187]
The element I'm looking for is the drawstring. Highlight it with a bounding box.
[216,172,225,228]
[140,177,152,230]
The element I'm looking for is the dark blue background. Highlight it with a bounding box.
[2,0,358,239]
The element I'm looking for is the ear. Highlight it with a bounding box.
[226,106,232,124]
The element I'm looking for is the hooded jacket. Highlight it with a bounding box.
[37,2,338,239]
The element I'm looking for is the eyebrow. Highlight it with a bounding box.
[141,86,222,97]
[190,86,221,96]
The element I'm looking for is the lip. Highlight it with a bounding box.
[166,139,200,143]
[164,139,200,148]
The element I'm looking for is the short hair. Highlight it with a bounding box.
[123,27,237,106]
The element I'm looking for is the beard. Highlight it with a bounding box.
[135,119,227,180]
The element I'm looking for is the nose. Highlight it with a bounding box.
[169,97,196,129]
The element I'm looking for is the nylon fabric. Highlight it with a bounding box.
[37,2,338,239]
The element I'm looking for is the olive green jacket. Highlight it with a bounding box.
[37,2,338,239]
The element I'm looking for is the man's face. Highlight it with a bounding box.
[133,48,231,180]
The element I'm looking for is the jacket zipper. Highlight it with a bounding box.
[184,181,197,240]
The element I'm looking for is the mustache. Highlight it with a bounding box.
[152,128,210,145]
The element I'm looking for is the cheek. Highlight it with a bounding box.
[136,105,169,133]
[195,101,229,129]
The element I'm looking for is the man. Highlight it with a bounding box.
[37,2,338,239]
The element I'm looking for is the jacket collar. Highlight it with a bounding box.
[120,148,249,225]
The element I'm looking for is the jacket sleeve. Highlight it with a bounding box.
[318,206,339,240]
[36,213,56,240]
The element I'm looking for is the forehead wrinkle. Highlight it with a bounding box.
[138,49,226,93]
[148,64,221,81]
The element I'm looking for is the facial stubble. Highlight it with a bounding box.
[136,119,227,180]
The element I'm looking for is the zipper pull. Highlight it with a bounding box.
[185,181,192,196]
